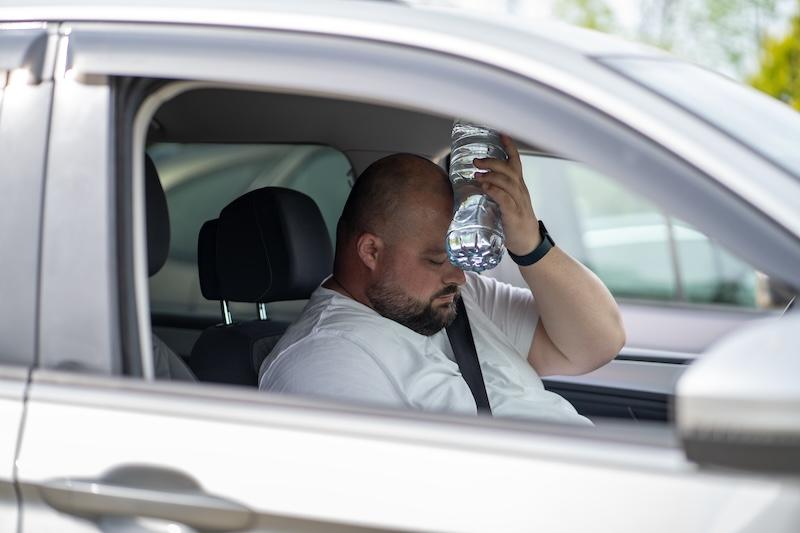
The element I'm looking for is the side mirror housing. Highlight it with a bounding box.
[676,312,800,474]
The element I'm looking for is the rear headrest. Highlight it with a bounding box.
[216,187,333,303]
[145,154,170,277]
[197,219,220,301]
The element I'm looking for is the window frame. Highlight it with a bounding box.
[0,26,53,369]
[37,19,794,382]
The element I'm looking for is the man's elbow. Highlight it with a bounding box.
[578,317,626,373]
[598,316,626,366]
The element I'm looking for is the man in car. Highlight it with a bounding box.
[258,135,625,425]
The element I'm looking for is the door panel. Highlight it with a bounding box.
[17,372,800,533]
[0,24,55,533]
[0,369,27,533]
[544,360,687,422]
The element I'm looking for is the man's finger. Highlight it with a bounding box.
[500,134,523,175]
[477,171,520,198]
[473,157,514,177]
[482,182,518,215]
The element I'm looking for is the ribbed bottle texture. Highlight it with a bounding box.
[446,120,506,272]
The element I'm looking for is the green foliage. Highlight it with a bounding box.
[553,0,617,32]
[555,0,786,79]
[750,11,800,111]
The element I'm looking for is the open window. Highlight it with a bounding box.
[86,19,795,427]
[131,78,798,425]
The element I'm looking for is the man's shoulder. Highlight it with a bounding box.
[463,270,531,299]
[309,288,396,338]
[263,288,400,369]
[462,270,507,301]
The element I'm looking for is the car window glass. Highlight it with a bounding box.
[518,153,786,310]
[601,59,800,178]
[147,143,352,321]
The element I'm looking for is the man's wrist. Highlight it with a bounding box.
[506,219,541,257]
[507,221,554,266]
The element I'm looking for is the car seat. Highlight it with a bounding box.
[188,187,333,386]
[145,154,197,381]
[196,219,234,325]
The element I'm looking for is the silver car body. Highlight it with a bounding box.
[0,1,798,531]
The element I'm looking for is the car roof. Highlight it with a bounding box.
[0,0,668,63]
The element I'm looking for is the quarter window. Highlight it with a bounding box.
[147,143,352,321]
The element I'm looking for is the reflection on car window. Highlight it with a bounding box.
[147,143,352,319]
[519,153,783,309]
[601,58,800,179]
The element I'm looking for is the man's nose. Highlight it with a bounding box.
[443,262,467,286]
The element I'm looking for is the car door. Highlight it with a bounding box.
[13,10,800,533]
[0,23,54,531]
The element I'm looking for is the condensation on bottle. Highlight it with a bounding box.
[446,120,507,272]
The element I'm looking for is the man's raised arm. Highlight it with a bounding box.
[475,136,625,377]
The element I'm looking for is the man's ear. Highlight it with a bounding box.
[356,232,384,271]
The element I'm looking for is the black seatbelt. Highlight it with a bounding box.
[446,298,492,414]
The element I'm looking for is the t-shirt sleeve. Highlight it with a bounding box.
[152,334,196,382]
[258,333,406,409]
[464,272,538,358]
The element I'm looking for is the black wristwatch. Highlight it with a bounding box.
[508,220,554,266]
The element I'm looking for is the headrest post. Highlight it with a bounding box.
[258,303,269,321]
[220,300,233,326]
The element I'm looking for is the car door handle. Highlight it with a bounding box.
[37,465,254,532]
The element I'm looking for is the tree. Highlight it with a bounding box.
[553,0,617,32]
[635,0,782,78]
[554,0,787,80]
[749,7,800,111]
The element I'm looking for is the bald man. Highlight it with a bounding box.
[258,136,625,425]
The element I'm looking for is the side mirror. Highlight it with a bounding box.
[675,312,800,474]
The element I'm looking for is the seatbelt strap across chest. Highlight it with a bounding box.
[446,298,492,414]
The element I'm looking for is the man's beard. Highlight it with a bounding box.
[366,281,460,336]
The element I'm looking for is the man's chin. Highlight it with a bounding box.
[436,305,458,330]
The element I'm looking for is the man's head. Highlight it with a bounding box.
[334,153,466,335]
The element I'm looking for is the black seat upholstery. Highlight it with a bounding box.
[145,154,197,382]
[197,219,222,302]
[188,187,333,387]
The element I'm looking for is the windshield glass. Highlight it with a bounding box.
[601,58,800,179]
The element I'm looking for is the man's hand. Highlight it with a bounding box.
[473,135,541,256]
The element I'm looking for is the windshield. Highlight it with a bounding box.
[600,58,800,179]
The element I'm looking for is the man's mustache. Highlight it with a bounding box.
[431,285,460,300]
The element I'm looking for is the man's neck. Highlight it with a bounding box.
[324,276,357,301]
[328,277,379,313]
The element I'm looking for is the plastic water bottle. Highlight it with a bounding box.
[446,120,507,272]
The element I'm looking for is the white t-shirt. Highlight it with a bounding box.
[258,272,591,426]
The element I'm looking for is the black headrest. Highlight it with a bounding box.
[216,187,332,303]
[197,219,220,301]
[145,154,170,277]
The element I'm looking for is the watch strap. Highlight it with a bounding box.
[508,220,554,266]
